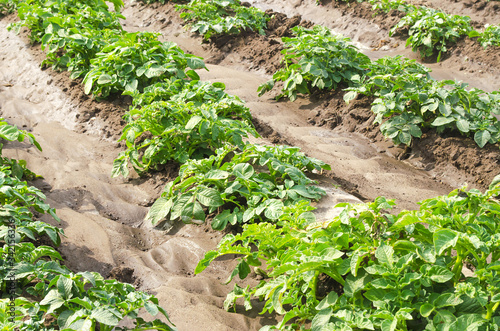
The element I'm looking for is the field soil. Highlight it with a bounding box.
[0,0,499,330]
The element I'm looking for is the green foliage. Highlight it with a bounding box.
[0,134,175,330]
[140,0,186,3]
[112,79,258,177]
[37,5,124,78]
[257,25,370,101]
[367,0,411,14]
[197,184,500,330]
[146,144,330,229]
[0,0,18,16]
[82,31,206,98]
[177,0,269,40]
[10,0,123,42]
[1,270,176,331]
[345,56,500,147]
[0,118,42,179]
[478,24,500,48]
[390,6,473,62]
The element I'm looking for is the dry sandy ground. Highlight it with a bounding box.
[0,0,499,330]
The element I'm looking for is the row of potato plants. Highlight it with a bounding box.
[10,0,330,228]
[258,25,500,148]
[132,0,500,149]
[176,0,270,40]
[139,0,500,59]
[197,179,500,331]
[0,119,175,330]
[339,0,500,60]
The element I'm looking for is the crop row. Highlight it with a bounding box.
[134,0,500,60]
[337,0,500,60]
[258,25,500,148]
[0,119,175,330]
[198,180,500,331]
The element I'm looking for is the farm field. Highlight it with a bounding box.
[0,0,499,330]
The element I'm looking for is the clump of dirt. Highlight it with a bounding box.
[447,38,500,75]
[204,9,313,74]
[108,266,137,284]
[309,90,499,190]
[413,132,500,187]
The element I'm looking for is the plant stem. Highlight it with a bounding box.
[452,253,463,284]
[311,270,320,301]
[486,301,500,320]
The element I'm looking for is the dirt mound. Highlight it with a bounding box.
[310,90,499,190]
[204,9,313,74]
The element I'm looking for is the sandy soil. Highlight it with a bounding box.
[1,0,499,330]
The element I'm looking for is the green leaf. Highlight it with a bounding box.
[344,91,357,103]
[180,201,205,224]
[111,158,128,178]
[399,131,412,145]
[390,213,421,230]
[311,308,333,331]
[195,251,219,274]
[433,293,463,308]
[490,174,500,189]
[57,276,73,299]
[124,78,138,92]
[434,228,458,255]
[97,74,113,84]
[185,115,203,130]
[272,284,286,315]
[456,119,470,133]
[144,64,165,78]
[187,57,206,69]
[197,187,224,207]
[83,75,94,94]
[90,308,120,326]
[420,303,434,317]
[344,271,370,297]
[233,163,255,180]
[474,130,491,148]
[375,243,394,268]
[146,197,173,225]
[316,292,338,310]
[431,116,455,127]
[381,318,397,331]
[0,124,20,141]
[264,199,284,220]
[429,265,454,283]
[212,210,235,230]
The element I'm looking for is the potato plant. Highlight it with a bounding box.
[345,56,500,147]
[390,6,473,62]
[146,144,330,230]
[82,31,206,98]
[197,182,500,330]
[0,0,17,16]
[258,25,370,101]
[112,80,258,177]
[478,24,500,48]
[177,0,269,40]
